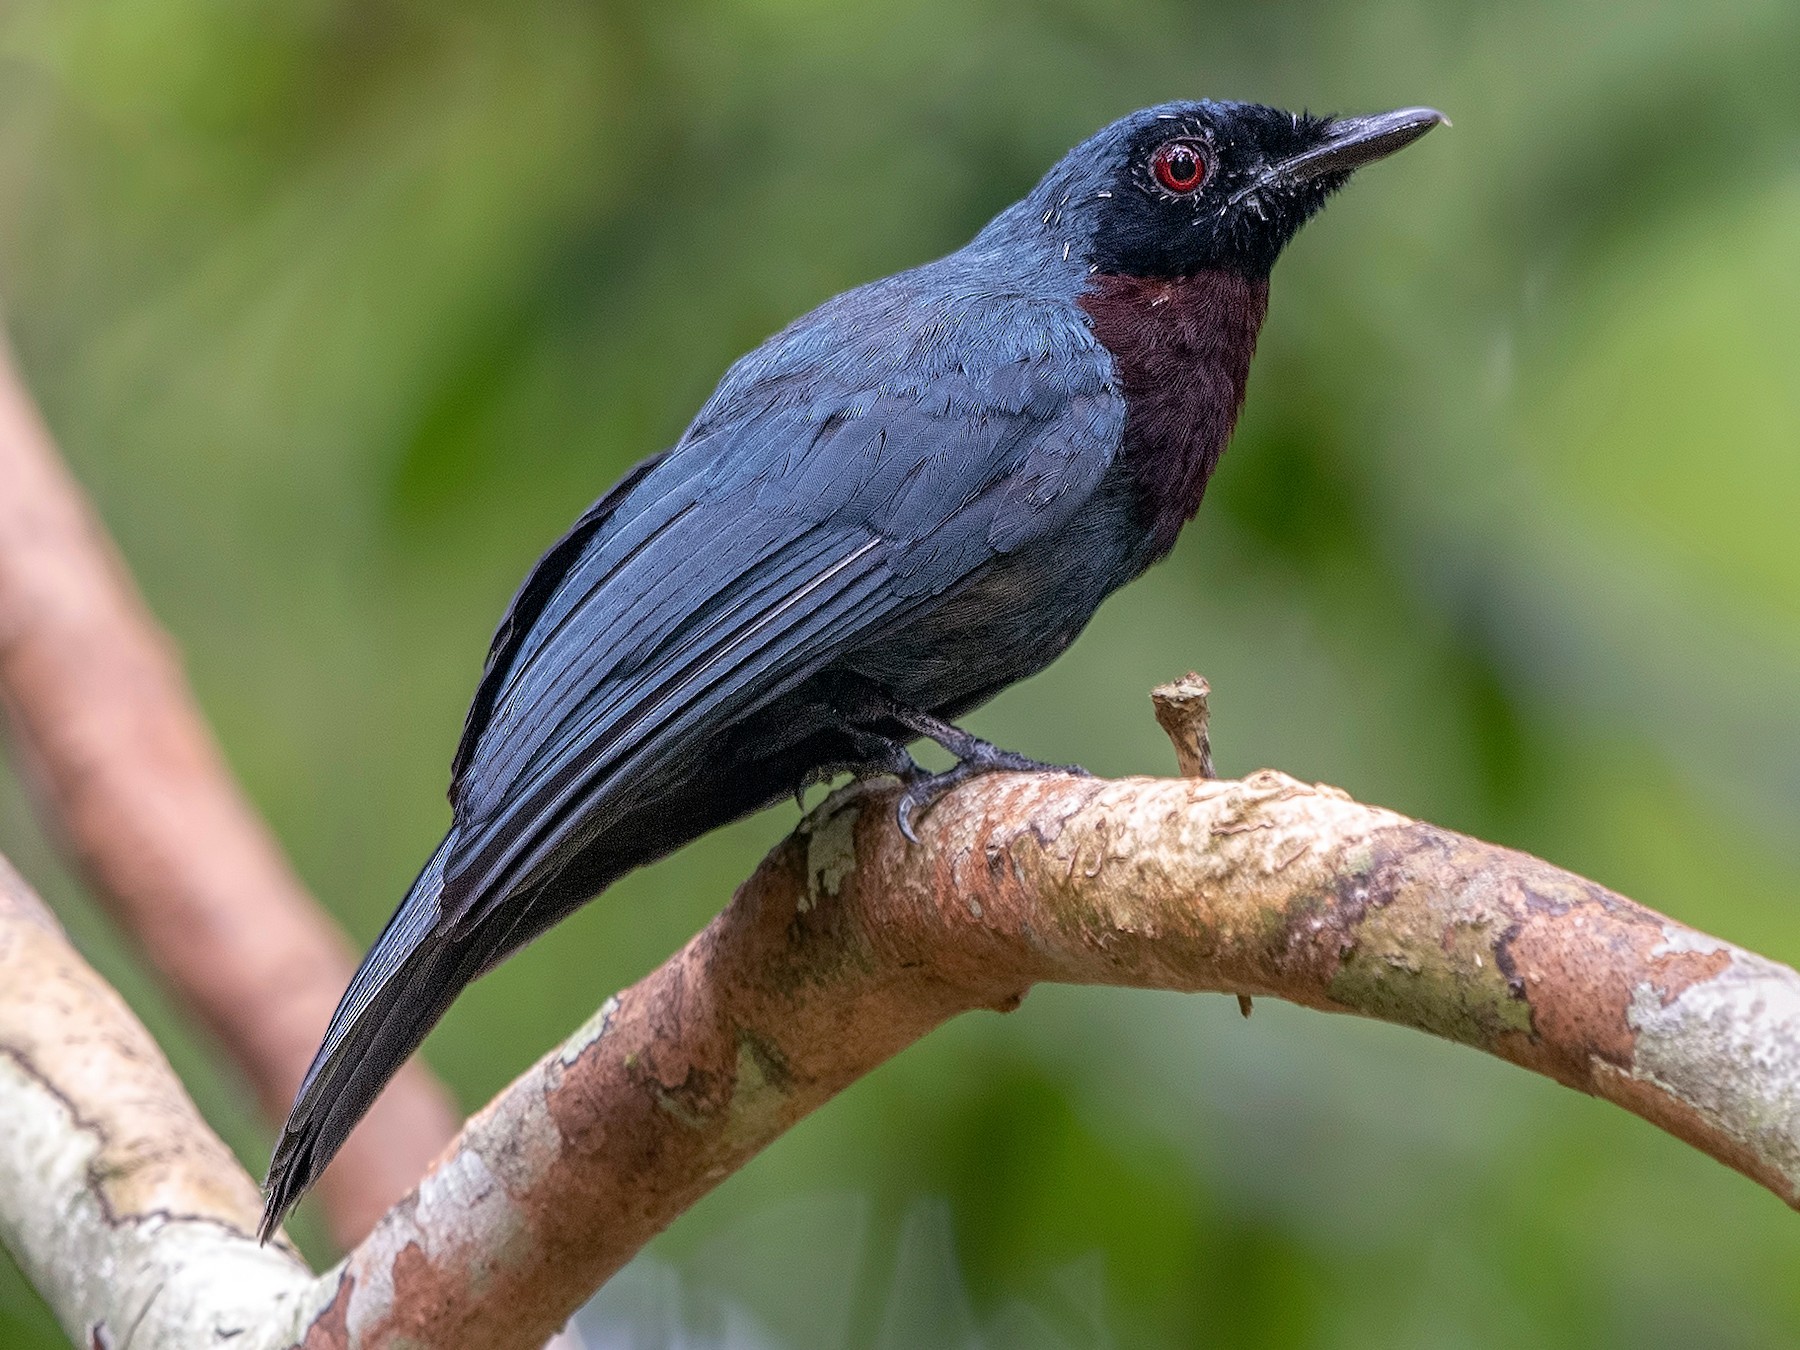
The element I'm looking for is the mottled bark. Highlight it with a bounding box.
[5,738,1798,1346]
[0,853,325,1349]
[0,343,458,1248]
[311,754,1800,1347]
[23,642,1800,1347]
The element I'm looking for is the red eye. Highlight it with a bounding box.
[1151,140,1207,194]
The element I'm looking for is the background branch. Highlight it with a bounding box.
[0,341,458,1247]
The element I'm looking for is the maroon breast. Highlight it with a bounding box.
[1078,270,1269,553]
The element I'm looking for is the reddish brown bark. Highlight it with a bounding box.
[303,757,1800,1348]
[2,336,1795,1348]
[3,743,1796,1349]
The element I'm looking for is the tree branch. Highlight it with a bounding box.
[314,752,1800,1347]
[5,695,1798,1345]
[0,341,458,1247]
[1,354,1794,1348]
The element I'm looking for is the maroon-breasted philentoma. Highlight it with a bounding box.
[262,99,1445,1238]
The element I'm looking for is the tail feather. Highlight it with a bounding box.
[260,838,479,1241]
[257,744,813,1241]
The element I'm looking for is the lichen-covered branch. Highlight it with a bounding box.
[0,341,457,1246]
[314,741,1800,1347]
[4,707,1798,1345]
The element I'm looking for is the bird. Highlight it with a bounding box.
[260,98,1444,1239]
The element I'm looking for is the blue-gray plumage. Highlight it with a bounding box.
[261,99,1444,1238]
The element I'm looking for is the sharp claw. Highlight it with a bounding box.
[896,793,922,844]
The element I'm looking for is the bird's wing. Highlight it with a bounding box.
[438,302,1123,929]
[449,448,669,799]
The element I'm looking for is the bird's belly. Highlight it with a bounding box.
[843,475,1153,717]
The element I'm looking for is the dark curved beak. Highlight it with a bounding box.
[1262,106,1448,186]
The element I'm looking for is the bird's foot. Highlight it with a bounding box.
[892,730,1089,844]
[864,741,927,783]
[819,681,1087,841]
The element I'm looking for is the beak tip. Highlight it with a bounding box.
[1381,106,1452,134]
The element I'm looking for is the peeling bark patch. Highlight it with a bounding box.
[1288,828,1529,1048]
[1645,947,1734,1008]
[643,1029,795,1143]
[1652,927,1730,958]
[737,1030,792,1094]
[802,799,861,908]
[725,1034,791,1148]
[1499,862,1744,1088]
[1491,921,1527,1002]
[1620,949,1800,1201]
[649,1063,727,1130]
[298,1275,353,1350]
[389,1240,442,1342]
[1327,895,1533,1049]
[1503,914,1638,1077]
[559,996,620,1067]
[411,1143,534,1299]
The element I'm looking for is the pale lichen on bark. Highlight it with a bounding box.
[1623,938,1800,1202]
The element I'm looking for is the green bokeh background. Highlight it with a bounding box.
[3,0,1798,1345]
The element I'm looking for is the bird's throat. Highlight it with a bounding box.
[1078,270,1269,553]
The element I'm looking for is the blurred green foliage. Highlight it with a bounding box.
[2,0,1798,1345]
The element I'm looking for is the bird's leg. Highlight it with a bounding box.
[816,674,1087,839]
[882,704,1090,844]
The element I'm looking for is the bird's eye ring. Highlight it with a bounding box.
[1150,140,1208,194]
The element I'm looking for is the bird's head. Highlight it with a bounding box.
[1019,100,1446,280]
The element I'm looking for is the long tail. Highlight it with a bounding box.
[260,835,488,1241]
[258,733,835,1239]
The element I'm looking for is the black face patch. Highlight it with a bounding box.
[1089,105,1343,279]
